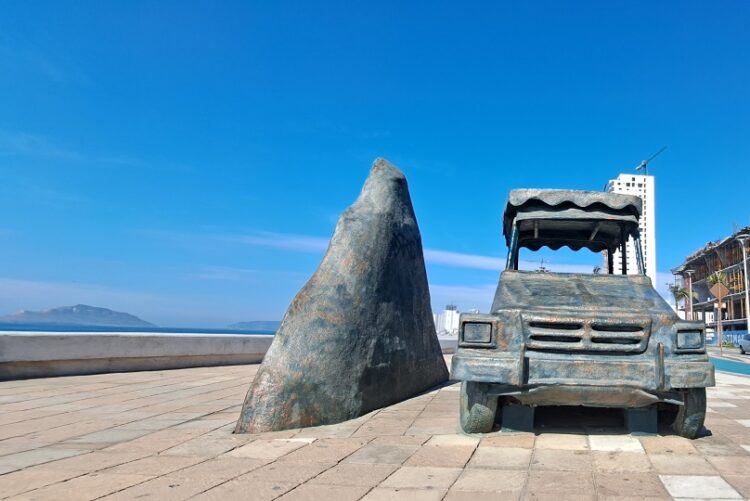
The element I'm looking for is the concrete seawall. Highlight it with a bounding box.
[0,332,458,380]
[0,332,274,380]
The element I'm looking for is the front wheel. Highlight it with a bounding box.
[459,381,498,434]
[741,345,746,354]
[671,388,707,439]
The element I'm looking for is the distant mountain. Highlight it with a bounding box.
[228,320,281,332]
[0,304,156,328]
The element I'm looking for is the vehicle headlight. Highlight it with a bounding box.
[463,322,492,344]
[677,330,703,349]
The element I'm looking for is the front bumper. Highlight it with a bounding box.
[451,349,715,393]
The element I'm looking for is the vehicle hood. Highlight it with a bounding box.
[492,270,675,316]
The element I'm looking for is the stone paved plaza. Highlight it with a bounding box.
[2,356,750,500]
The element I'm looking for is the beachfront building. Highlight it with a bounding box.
[433,304,460,336]
[605,173,657,285]
[672,226,750,338]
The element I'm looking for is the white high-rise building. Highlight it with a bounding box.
[604,173,656,285]
[433,304,460,336]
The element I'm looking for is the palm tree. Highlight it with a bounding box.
[708,271,728,286]
[672,286,696,304]
[670,285,696,312]
[707,270,730,354]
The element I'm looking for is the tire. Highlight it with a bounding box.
[741,345,746,354]
[459,381,498,434]
[671,388,707,439]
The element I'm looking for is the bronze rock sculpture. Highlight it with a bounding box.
[235,158,448,433]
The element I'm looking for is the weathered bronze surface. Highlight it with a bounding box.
[452,189,715,438]
[235,158,448,434]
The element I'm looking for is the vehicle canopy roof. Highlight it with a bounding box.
[502,189,643,253]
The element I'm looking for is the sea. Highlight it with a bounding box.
[0,323,275,335]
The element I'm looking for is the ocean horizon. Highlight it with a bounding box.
[0,323,276,335]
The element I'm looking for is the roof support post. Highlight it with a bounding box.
[621,225,628,275]
[506,219,519,271]
[634,232,646,276]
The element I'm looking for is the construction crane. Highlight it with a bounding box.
[635,146,667,175]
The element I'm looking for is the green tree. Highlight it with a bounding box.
[707,271,728,286]
[671,286,696,304]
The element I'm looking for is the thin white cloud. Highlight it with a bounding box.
[227,232,330,253]
[424,249,504,270]
[144,229,610,274]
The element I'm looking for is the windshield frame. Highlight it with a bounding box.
[505,217,646,275]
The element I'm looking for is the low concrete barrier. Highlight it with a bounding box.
[439,338,457,354]
[0,332,457,380]
[0,332,274,380]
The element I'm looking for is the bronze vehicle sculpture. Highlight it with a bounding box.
[451,189,715,438]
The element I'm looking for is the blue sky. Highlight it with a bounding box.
[1,1,749,326]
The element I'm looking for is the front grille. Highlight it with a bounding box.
[524,315,651,353]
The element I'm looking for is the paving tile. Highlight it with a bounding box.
[226,438,314,459]
[424,434,479,447]
[64,428,152,444]
[723,474,750,499]
[592,451,652,472]
[588,435,644,452]
[450,467,526,492]
[466,446,531,469]
[16,472,155,500]
[380,466,462,489]
[277,484,370,500]
[361,487,447,500]
[160,437,239,457]
[0,466,85,498]
[597,497,669,501]
[639,435,698,455]
[343,443,419,464]
[521,494,595,501]
[534,433,588,450]
[530,449,592,471]
[194,479,297,500]
[404,440,477,468]
[100,473,227,501]
[369,435,430,446]
[30,451,148,472]
[407,417,459,435]
[648,453,717,474]
[277,437,370,463]
[239,459,335,483]
[595,472,669,497]
[659,474,742,499]
[480,433,535,449]
[0,447,89,471]
[706,454,750,474]
[310,463,399,487]
[524,470,594,495]
[693,434,749,456]
[102,454,204,476]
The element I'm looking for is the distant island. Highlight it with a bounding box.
[228,320,281,332]
[0,304,156,328]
